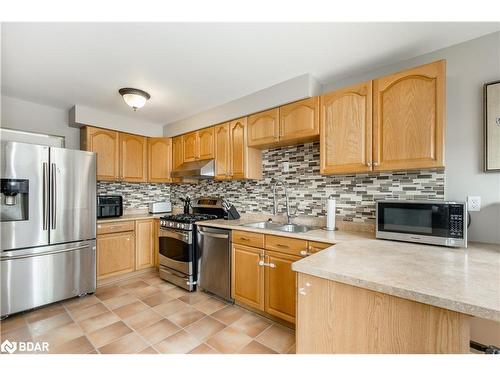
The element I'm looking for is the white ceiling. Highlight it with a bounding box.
[2,22,499,129]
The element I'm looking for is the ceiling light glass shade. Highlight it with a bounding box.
[119,88,151,111]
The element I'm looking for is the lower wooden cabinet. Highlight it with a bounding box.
[232,244,264,310]
[135,219,155,270]
[97,231,135,280]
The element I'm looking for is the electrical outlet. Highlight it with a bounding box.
[283,162,289,173]
[467,196,481,212]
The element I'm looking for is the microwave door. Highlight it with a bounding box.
[49,147,96,245]
[0,141,50,251]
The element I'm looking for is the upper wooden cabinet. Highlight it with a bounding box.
[183,132,199,162]
[198,127,215,160]
[229,117,262,180]
[280,97,320,142]
[120,133,148,182]
[148,137,173,183]
[172,136,184,170]
[320,81,373,174]
[373,60,445,171]
[214,123,230,179]
[247,108,279,148]
[80,127,119,181]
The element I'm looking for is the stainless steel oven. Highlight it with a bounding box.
[376,200,467,248]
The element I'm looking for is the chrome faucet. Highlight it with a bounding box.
[272,179,295,224]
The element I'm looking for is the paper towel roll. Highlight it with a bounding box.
[326,196,336,231]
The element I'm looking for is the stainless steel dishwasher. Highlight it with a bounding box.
[196,225,233,302]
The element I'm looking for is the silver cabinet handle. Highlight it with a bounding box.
[42,162,49,230]
[373,162,379,166]
[51,163,57,230]
[299,250,313,256]
[258,260,276,268]
[298,287,306,296]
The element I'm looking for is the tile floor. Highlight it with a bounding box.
[0,273,295,354]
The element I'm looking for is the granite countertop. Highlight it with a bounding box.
[199,217,500,322]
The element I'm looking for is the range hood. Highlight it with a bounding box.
[171,159,215,179]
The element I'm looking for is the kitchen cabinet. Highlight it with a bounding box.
[231,243,264,310]
[198,127,215,160]
[183,132,199,162]
[264,250,300,323]
[148,137,173,183]
[231,230,330,324]
[320,81,373,174]
[135,219,155,270]
[279,97,320,143]
[97,231,135,280]
[214,123,230,180]
[247,108,280,148]
[120,133,148,182]
[229,117,262,180]
[373,60,445,171]
[80,126,119,181]
[172,135,184,169]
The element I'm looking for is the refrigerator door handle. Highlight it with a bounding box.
[51,163,57,230]
[42,162,49,230]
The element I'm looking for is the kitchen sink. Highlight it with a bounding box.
[241,221,284,230]
[276,224,315,233]
[241,221,315,233]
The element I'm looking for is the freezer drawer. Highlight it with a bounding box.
[1,240,96,317]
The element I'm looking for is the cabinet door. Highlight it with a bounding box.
[135,219,155,270]
[214,123,230,179]
[373,60,445,171]
[320,82,373,174]
[97,231,135,280]
[198,127,215,160]
[172,136,184,170]
[280,97,319,141]
[120,133,148,182]
[231,244,264,310]
[148,137,172,183]
[183,132,199,162]
[229,117,247,179]
[81,127,119,181]
[264,250,300,323]
[247,108,279,148]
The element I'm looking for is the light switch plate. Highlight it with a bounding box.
[467,196,481,211]
[283,162,289,172]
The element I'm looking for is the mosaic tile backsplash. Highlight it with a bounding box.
[169,142,445,223]
[97,181,171,210]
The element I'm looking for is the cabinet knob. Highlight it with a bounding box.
[373,162,379,166]
[298,287,306,296]
[367,162,372,167]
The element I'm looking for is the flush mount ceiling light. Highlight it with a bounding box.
[118,88,151,111]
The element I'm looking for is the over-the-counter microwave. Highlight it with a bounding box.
[376,200,467,248]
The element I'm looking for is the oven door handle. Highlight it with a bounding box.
[159,228,190,243]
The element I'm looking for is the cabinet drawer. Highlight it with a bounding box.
[265,235,308,256]
[308,241,331,253]
[232,230,265,248]
[97,220,135,235]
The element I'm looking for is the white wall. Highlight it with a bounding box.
[1,95,81,149]
[324,32,500,245]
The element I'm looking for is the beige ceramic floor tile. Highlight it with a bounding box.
[287,344,296,354]
[113,301,149,319]
[79,311,120,333]
[255,324,295,354]
[70,302,109,322]
[206,326,253,354]
[98,332,148,354]
[141,292,175,307]
[28,312,73,336]
[193,297,228,315]
[136,318,180,345]
[87,321,132,348]
[211,305,246,325]
[102,293,140,310]
[155,283,178,292]
[166,287,190,299]
[185,316,226,341]
[239,340,278,354]
[1,326,32,342]
[50,335,95,354]
[95,286,127,301]
[141,274,165,286]
[0,315,27,333]
[230,312,272,338]
[153,299,190,317]
[168,306,206,327]
[124,309,163,330]
[35,322,83,347]
[24,303,66,323]
[178,292,211,305]
[63,295,100,312]
[128,285,161,299]
[119,279,150,290]
[188,343,218,354]
[138,346,159,354]
[154,330,201,354]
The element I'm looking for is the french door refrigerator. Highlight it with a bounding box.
[1,141,97,317]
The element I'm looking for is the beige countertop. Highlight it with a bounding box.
[97,212,164,223]
[199,217,500,322]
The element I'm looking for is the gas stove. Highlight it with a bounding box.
[160,213,219,230]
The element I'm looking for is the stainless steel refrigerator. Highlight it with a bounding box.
[1,141,97,317]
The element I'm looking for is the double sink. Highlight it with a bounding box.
[241,221,315,233]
